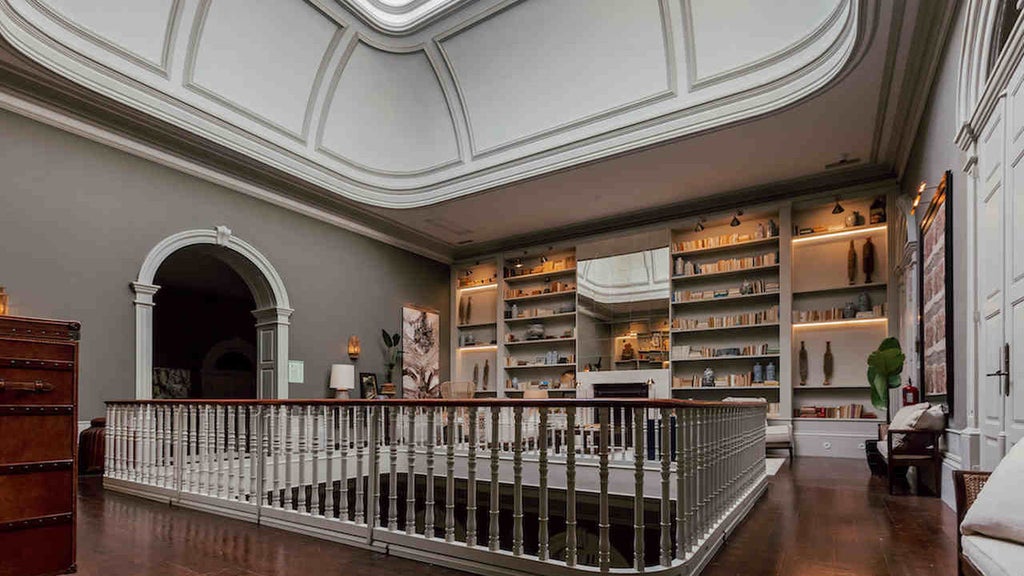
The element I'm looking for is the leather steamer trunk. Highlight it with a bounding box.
[0,316,79,576]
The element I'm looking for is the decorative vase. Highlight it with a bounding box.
[847,240,857,285]
[753,362,764,383]
[483,360,490,389]
[766,361,776,382]
[863,237,876,283]
[472,363,480,387]
[798,341,808,386]
[857,291,872,312]
[465,296,473,324]
[458,297,466,325]
[843,302,857,319]
[823,341,834,386]
[869,197,886,224]
[527,323,545,340]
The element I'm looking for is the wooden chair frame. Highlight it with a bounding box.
[886,428,942,496]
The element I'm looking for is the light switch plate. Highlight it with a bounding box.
[288,360,304,384]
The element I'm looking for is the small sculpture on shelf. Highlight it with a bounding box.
[843,302,857,319]
[823,341,834,386]
[857,291,872,313]
[482,360,490,390]
[862,237,876,283]
[869,196,886,224]
[799,341,808,386]
[472,363,480,388]
[766,361,776,382]
[621,342,635,360]
[753,362,764,384]
[847,240,857,285]
[701,367,715,388]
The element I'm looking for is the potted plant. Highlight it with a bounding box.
[381,329,402,396]
[867,336,906,421]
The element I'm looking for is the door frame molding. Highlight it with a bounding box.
[132,225,293,400]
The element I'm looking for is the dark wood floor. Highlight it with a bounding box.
[75,457,957,576]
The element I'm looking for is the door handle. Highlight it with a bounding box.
[0,379,54,393]
[986,344,1012,397]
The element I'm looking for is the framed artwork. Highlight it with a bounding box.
[359,372,378,399]
[402,305,441,398]
[919,170,954,413]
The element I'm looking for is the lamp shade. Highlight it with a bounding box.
[329,364,355,390]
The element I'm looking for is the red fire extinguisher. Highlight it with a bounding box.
[902,378,920,406]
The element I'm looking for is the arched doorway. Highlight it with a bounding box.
[153,248,259,399]
[132,226,292,399]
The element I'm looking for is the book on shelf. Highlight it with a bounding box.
[503,255,576,279]
[672,343,778,359]
[672,279,780,303]
[673,251,778,277]
[794,303,885,323]
[673,223,778,252]
[672,305,779,330]
[795,404,872,419]
[672,372,779,388]
[504,281,575,299]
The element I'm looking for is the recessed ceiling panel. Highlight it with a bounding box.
[319,42,460,174]
[439,0,672,154]
[686,0,841,83]
[188,0,339,137]
[40,0,177,69]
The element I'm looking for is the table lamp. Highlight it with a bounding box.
[329,364,355,399]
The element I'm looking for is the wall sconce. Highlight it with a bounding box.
[347,335,361,360]
[730,209,743,227]
[0,287,8,316]
[831,197,845,214]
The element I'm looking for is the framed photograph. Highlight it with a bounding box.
[919,170,953,414]
[402,305,441,398]
[359,372,378,399]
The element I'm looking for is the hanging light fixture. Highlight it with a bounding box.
[730,210,743,227]
[694,217,706,233]
[831,197,845,214]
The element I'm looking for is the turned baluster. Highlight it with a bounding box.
[354,407,365,524]
[513,406,524,556]
[425,407,436,538]
[339,406,349,521]
[388,406,399,530]
[598,407,611,572]
[466,406,478,546]
[406,406,417,533]
[676,407,687,560]
[324,406,334,518]
[488,406,500,552]
[565,405,578,567]
[660,408,672,567]
[445,408,456,542]
[538,407,550,561]
[633,407,645,572]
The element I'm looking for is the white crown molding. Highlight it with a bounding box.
[0,86,454,263]
[0,0,870,209]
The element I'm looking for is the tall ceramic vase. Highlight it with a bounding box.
[823,341,834,386]
[798,341,808,386]
[847,240,857,285]
[863,237,876,283]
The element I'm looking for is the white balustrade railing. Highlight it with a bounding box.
[105,399,767,575]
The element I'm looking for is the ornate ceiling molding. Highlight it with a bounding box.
[0,0,870,208]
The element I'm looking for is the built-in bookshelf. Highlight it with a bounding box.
[669,211,784,397]
[790,194,892,424]
[502,246,578,394]
[453,259,499,393]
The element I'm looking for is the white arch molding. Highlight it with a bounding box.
[131,225,293,400]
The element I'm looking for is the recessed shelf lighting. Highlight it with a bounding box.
[793,317,887,329]
[791,224,887,244]
[458,283,497,293]
[458,345,497,352]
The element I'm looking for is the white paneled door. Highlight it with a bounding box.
[1006,69,1024,452]
[977,100,1007,469]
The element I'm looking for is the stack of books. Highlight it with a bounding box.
[796,404,871,419]
[672,279,780,302]
[672,305,780,330]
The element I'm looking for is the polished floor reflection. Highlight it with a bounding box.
[77,457,956,576]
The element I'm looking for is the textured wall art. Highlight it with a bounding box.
[920,171,953,402]
[402,305,440,398]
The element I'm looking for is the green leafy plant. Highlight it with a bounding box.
[867,337,905,413]
[381,329,402,383]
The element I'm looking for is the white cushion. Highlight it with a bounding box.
[962,440,1024,545]
[765,424,791,445]
[877,441,888,461]
[889,402,929,430]
[962,535,1024,576]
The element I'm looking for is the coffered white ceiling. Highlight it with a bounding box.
[0,0,860,210]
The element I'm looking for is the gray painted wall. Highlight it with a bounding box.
[0,109,450,420]
[900,6,967,429]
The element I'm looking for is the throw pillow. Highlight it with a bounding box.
[962,440,1024,545]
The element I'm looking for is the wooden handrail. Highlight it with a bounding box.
[105,397,768,408]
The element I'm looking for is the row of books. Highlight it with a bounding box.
[674,252,778,277]
[671,343,779,359]
[504,281,575,299]
[672,305,780,330]
[673,223,779,252]
[793,304,885,323]
[672,280,780,303]
[796,404,873,419]
[673,373,781,388]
